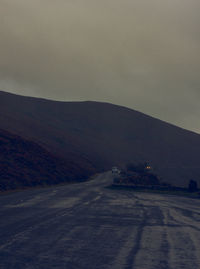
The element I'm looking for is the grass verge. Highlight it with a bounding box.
[107,184,200,199]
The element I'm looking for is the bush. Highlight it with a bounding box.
[188,179,198,192]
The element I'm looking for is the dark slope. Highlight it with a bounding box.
[0,129,95,191]
[1,90,200,187]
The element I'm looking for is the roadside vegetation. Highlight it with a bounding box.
[111,162,200,199]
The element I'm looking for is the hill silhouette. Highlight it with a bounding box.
[1,90,200,187]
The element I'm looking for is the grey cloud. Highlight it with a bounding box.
[0,0,200,132]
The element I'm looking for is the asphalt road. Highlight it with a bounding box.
[0,172,200,269]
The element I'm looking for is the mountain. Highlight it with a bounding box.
[0,129,95,191]
[1,90,200,187]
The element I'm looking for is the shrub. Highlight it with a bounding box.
[188,179,198,192]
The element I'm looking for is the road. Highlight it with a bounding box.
[0,172,200,269]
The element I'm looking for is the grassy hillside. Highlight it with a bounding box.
[0,129,95,191]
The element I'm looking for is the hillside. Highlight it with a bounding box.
[1,90,200,187]
[0,129,95,191]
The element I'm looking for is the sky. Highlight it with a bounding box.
[1,0,200,133]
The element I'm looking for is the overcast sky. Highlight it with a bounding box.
[1,0,200,133]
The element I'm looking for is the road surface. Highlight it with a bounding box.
[0,172,200,269]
